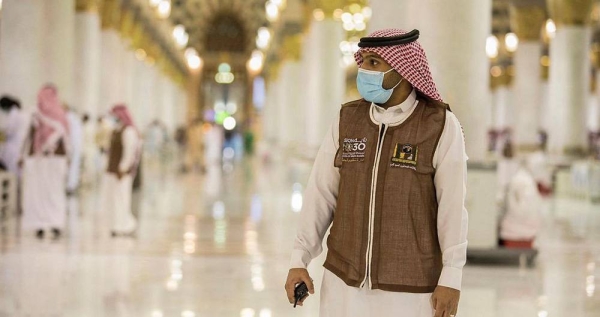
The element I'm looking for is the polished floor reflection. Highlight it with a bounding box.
[0,157,599,317]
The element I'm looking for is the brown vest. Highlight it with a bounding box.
[323,96,447,293]
[27,126,67,156]
[107,128,126,174]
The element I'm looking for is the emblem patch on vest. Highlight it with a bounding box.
[391,143,418,167]
[342,137,367,162]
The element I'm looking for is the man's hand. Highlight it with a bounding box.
[284,268,315,307]
[432,285,460,317]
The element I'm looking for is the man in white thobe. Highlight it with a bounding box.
[105,104,141,237]
[286,29,468,317]
[21,85,71,239]
[0,96,29,175]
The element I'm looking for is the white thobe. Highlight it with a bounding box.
[104,126,139,233]
[290,90,469,317]
[21,114,70,231]
[0,108,29,175]
[500,167,542,241]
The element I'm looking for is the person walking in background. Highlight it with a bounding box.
[20,85,70,239]
[175,124,188,172]
[186,118,205,173]
[65,104,83,194]
[105,104,141,237]
[500,156,543,248]
[95,116,113,172]
[0,96,29,175]
[81,113,97,185]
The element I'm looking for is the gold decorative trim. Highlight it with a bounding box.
[76,0,100,13]
[100,0,120,30]
[546,0,594,26]
[509,5,546,41]
[310,0,345,17]
[282,34,303,61]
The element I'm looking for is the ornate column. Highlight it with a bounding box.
[0,0,45,110]
[43,0,76,106]
[303,2,346,153]
[120,43,135,110]
[409,0,493,162]
[132,59,154,128]
[367,0,412,32]
[175,85,187,128]
[546,0,594,155]
[491,69,514,147]
[593,46,600,133]
[277,34,304,149]
[147,66,162,126]
[510,0,546,150]
[99,0,123,113]
[160,75,175,133]
[74,0,101,116]
[263,79,281,145]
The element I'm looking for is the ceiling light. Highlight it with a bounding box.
[355,21,366,31]
[173,25,185,39]
[271,0,286,10]
[258,27,271,42]
[362,7,372,19]
[353,13,364,23]
[505,32,518,53]
[341,12,352,23]
[223,117,237,131]
[185,47,197,59]
[215,73,235,84]
[343,22,355,31]
[313,9,325,21]
[248,50,265,73]
[486,35,499,58]
[218,63,232,73]
[256,27,271,49]
[546,19,556,39]
[339,41,351,54]
[157,0,171,19]
[188,55,201,69]
[135,49,147,61]
[333,9,344,20]
[266,1,279,22]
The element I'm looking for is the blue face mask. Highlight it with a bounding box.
[356,68,403,104]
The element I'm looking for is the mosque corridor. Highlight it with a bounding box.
[0,157,596,317]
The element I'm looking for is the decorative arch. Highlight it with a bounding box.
[204,12,247,53]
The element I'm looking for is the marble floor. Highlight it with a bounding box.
[0,156,599,317]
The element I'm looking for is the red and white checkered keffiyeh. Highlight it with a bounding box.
[354,29,443,102]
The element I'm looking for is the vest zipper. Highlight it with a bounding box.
[360,123,388,289]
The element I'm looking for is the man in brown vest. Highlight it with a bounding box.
[105,104,141,237]
[285,29,468,317]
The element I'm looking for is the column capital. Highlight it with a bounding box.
[76,0,101,13]
[118,5,136,43]
[509,1,546,41]
[546,0,594,26]
[490,66,513,90]
[282,34,303,61]
[100,0,121,30]
[310,0,345,17]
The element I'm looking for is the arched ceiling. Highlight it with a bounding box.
[170,0,269,55]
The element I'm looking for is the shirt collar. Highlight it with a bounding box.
[370,89,418,124]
